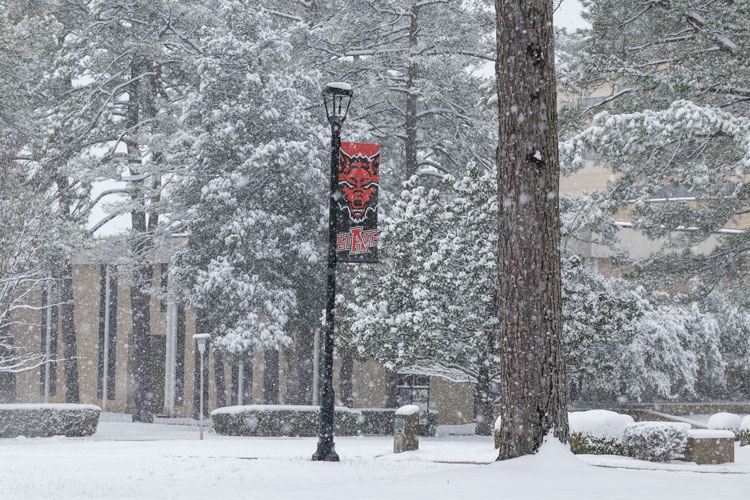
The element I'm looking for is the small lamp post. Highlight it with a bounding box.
[312,82,352,463]
[193,333,211,440]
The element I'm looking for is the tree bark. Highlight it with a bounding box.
[384,368,399,408]
[263,349,279,404]
[214,349,226,409]
[283,328,314,404]
[404,3,420,178]
[58,261,79,403]
[127,56,159,423]
[339,353,354,408]
[474,366,494,436]
[495,0,569,459]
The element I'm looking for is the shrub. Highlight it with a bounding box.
[0,404,100,438]
[419,410,438,437]
[568,410,634,455]
[707,412,742,438]
[357,408,396,435]
[739,416,750,446]
[623,422,690,462]
[211,405,361,437]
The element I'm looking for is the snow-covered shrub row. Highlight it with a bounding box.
[0,404,100,438]
[622,422,690,462]
[568,410,634,455]
[739,416,750,446]
[707,412,742,437]
[211,405,361,437]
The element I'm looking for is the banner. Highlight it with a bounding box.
[335,142,380,263]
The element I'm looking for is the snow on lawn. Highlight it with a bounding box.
[1,421,749,499]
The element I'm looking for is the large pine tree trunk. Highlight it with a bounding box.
[494,0,569,459]
[127,56,158,423]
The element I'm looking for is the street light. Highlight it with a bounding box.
[312,82,353,462]
[193,333,210,440]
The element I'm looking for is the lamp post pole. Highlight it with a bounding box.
[193,333,210,440]
[313,82,352,462]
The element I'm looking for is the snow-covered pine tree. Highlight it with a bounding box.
[169,1,327,405]
[46,0,207,421]
[315,0,496,183]
[0,1,91,403]
[560,0,750,291]
[340,165,499,434]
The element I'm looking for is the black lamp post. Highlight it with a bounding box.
[312,82,352,462]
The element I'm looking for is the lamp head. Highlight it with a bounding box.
[193,333,210,353]
[322,82,353,128]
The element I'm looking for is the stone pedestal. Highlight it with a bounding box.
[684,430,735,465]
[394,405,419,453]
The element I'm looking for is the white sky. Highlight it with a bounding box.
[555,0,588,32]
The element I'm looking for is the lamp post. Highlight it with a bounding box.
[193,333,210,440]
[312,82,352,462]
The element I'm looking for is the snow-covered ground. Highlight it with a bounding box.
[1,420,749,500]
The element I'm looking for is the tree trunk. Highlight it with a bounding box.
[474,367,493,436]
[339,353,354,408]
[0,320,16,403]
[214,350,226,409]
[384,368,398,408]
[283,328,314,404]
[127,55,160,423]
[404,4,420,178]
[263,349,279,404]
[129,262,154,423]
[494,0,569,459]
[58,262,79,403]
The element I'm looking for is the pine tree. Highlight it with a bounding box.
[170,2,327,406]
[341,166,500,434]
[47,0,206,421]
[560,0,750,291]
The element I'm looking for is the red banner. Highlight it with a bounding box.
[335,142,380,263]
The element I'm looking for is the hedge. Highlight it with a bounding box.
[211,405,361,437]
[0,404,101,438]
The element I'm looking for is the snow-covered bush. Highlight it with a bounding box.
[739,416,750,446]
[211,405,361,437]
[568,410,634,455]
[708,412,742,438]
[357,409,396,435]
[623,422,690,462]
[0,404,100,438]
